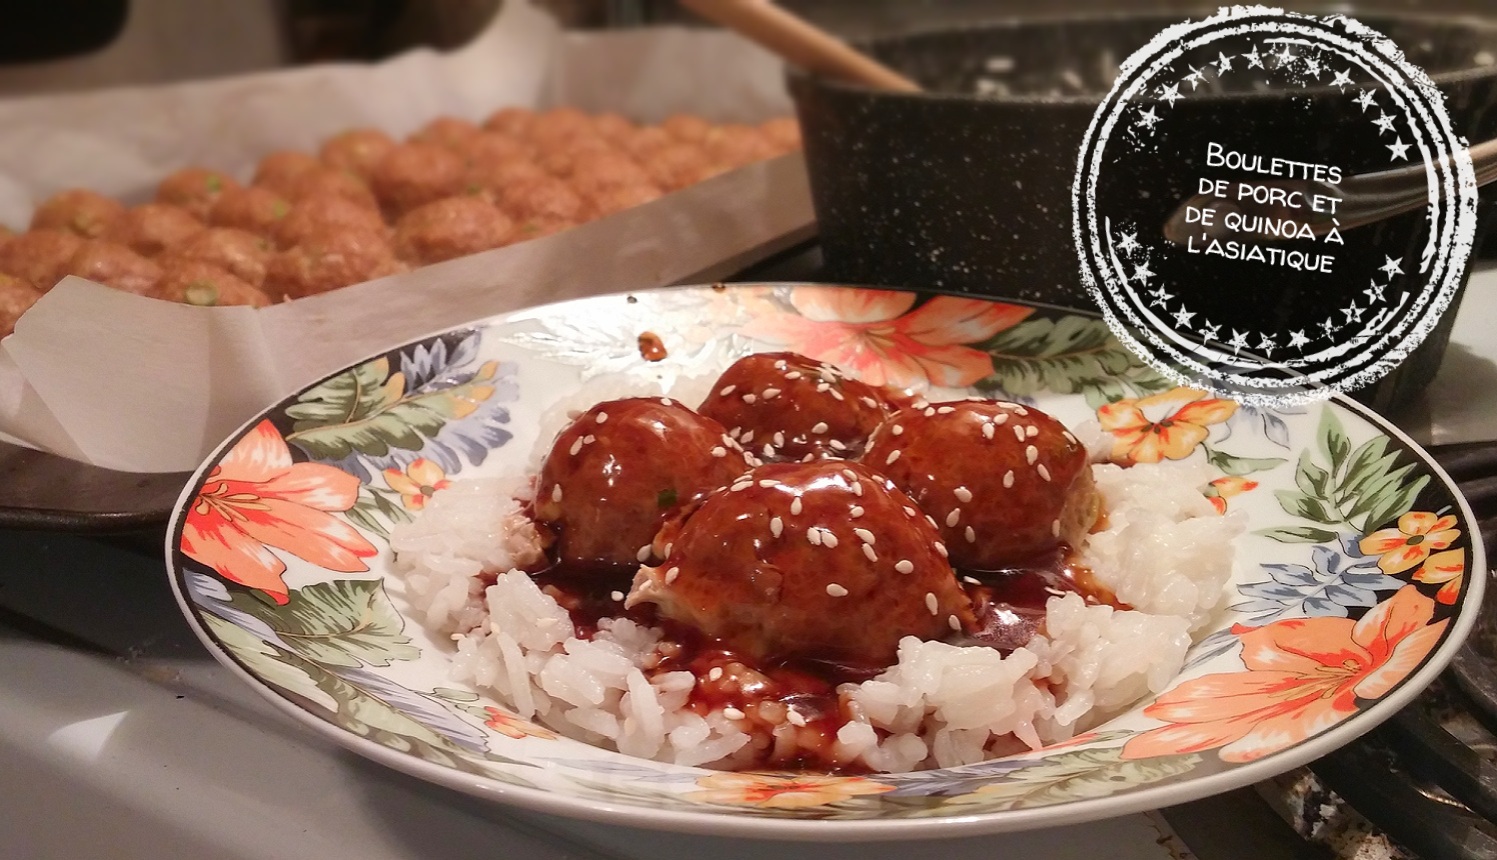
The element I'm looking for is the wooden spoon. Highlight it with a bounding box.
[678,0,921,93]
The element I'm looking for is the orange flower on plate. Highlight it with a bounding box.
[1204,476,1258,514]
[384,458,451,511]
[1358,511,1460,574]
[181,419,378,605]
[683,772,893,809]
[1415,548,1466,605]
[1120,585,1446,764]
[737,286,1031,389]
[483,707,557,740]
[1096,387,1237,464]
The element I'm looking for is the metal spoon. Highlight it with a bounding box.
[1162,137,1497,245]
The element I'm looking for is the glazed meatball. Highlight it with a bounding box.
[409,116,483,154]
[155,168,239,220]
[369,142,467,217]
[252,150,323,197]
[759,117,803,153]
[661,113,713,143]
[0,229,83,291]
[154,261,270,307]
[698,353,898,462]
[585,183,663,218]
[0,274,41,336]
[568,151,651,197]
[285,167,380,211]
[318,127,396,180]
[30,189,125,239]
[160,227,272,287]
[482,106,536,138]
[533,397,752,569]
[274,194,388,250]
[643,143,715,191]
[264,228,401,300]
[628,460,973,665]
[207,186,291,237]
[103,203,204,258]
[392,196,513,265]
[864,400,1098,570]
[65,240,162,296]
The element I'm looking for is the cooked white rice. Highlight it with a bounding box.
[389,452,1241,773]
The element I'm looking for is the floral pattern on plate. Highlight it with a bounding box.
[168,284,1483,837]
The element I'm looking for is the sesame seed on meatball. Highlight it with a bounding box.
[207,186,291,237]
[392,196,514,266]
[369,142,467,217]
[154,260,270,307]
[318,127,396,181]
[0,229,84,291]
[102,203,204,258]
[30,189,126,239]
[155,168,240,220]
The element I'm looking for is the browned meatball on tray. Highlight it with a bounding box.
[759,117,803,153]
[533,397,753,569]
[591,112,637,144]
[482,106,536,138]
[369,142,466,217]
[465,156,549,199]
[527,107,597,149]
[154,260,270,307]
[0,229,83,291]
[584,183,663,219]
[251,150,323,197]
[569,151,651,197]
[103,203,204,258]
[703,124,778,169]
[65,240,162,296]
[623,126,676,160]
[863,400,1098,571]
[409,116,483,154]
[30,189,125,239]
[274,194,387,250]
[661,113,713,143]
[263,228,401,300]
[207,186,290,237]
[535,135,615,179]
[466,132,533,171]
[0,274,41,336]
[642,143,716,191]
[155,168,239,220]
[284,167,380,211]
[318,127,396,180]
[495,176,585,224]
[160,227,272,287]
[628,460,973,665]
[392,196,514,266]
[698,352,898,462]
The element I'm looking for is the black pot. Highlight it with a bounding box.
[788,13,1497,413]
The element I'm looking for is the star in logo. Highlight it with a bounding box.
[1343,303,1364,323]
[1198,320,1221,341]
[1136,106,1161,131]
[1287,330,1310,350]
[1330,68,1355,90]
[1373,112,1397,134]
[1355,89,1378,111]
[1387,137,1411,161]
[1364,280,1386,304]
[1226,330,1252,352]
[1148,285,1174,308]
[1157,82,1183,107]
[1133,262,1155,284]
[1319,317,1339,338]
[1116,231,1141,255]
[1257,333,1278,354]
[1243,46,1264,69]
[1274,44,1296,67]
[1172,306,1196,328]
[1185,65,1206,90]
[1302,56,1324,78]
[1215,52,1234,73]
[1380,256,1404,278]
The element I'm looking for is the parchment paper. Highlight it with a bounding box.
[0,2,803,473]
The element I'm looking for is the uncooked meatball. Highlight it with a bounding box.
[318,127,396,180]
[263,228,401,300]
[155,168,239,220]
[628,460,972,665]
[568,151,651,197]
[585,183,663,218]
[409,116,483,154]
[252,150,323,197]
[285,168,380,211]
[274,194,388,250]
[207,186,290,237]
[466,133,533,171]
[0,274,41,336]
[642,143,715,191]
[154,260,270,307]
[698,353,897,462]
[863,400,1098,570]
[465,156,550,199]
[759,117,803,153]
[103,203,204,257]
[31,189,126,239]
[623,126,675,159]
[65,240,162,296]
[527,107,597,149]
[533,397,752,569]
[160,227,272,287]
[591,112,637,144]
[661,113,713,143]
[536,135,615,179]
[482,106,536,138]
[495,176,585,224]
[702,125,778,169]
[0,229,84,291]
[392,196,514,265]
[369,142,467,217]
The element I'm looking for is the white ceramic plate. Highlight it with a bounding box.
[168,283,1484,841]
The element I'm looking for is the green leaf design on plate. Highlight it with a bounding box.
[953,748,1202,810]
[1204,444,1287,477]
[202,612,337,712]
[284,356,502,460]
[1270,405,1430,533]
[975,316,1170,407]
[346,484,413,540]
[1256,525,1341,543]
[229,579,419,669]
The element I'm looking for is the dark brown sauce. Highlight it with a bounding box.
[956,544,1126,652]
